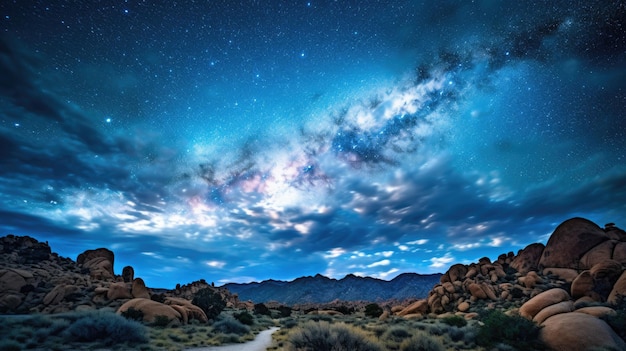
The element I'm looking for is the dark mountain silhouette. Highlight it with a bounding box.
[222,272,442,305]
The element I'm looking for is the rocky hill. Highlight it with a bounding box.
[0,234,242,324]
[223,272,442,305]
[390,217,626,351]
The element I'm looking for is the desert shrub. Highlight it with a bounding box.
[64,310,148,346]
[0,340,22,351]
[192,288,226,321]
[446,326,466,343]
[383,325,412,342]
[121,307,144,321]
[281,318,298,329]
[364,303,383,318]
[399,332,445,351]
[212,316,250,335]
[476,309,544,350]
[287,321,381,351]
[152,315,171,327]
[254,303,271,316]
[233,311,254,325]
[278,305,293,317]
[333,305,354,315]
[441,314,467,327]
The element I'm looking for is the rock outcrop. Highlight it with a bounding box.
[77,248,115,280]
[0,234,237,323]
[395,218,626,351]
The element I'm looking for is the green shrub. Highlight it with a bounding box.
[212,316,250,335]
[399,332,445,351]
[192,288,226,321]
[152,315,171,327]
[234,311,255,325]
[383,325,412,342]
[476,310,544,350]
[441,315,467,327]
[278,305,293,317]
[121,307,145,321]
[287,321,381,351]
[64,311,148,346]
[364,303,383,318]
[254,303,271,316]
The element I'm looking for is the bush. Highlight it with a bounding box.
[121,307,145,321]
[152,315,171,327]
[383,325,412,342]
[64,311,148,346]
[476,310,544,350]
[399,332,445,351]
[287,321,381,351]
[234,311,255,325]
[364,303,383,318]
[192,288,226,320]
[254,303,271,316]
[212,316,250,335]
[278,305,293,317]
[441,315,467,327]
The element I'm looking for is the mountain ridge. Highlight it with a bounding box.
[223,272,442,305]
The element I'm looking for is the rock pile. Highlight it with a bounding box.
[395,218,626,350]
[0,234,237,325]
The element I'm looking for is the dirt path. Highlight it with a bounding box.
[186,327,280,351]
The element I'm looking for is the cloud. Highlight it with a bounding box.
[430,254,455,269]
[367,259,391,268]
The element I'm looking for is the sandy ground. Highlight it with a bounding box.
[186,327,280,351]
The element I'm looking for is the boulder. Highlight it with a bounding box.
[580,240,617,269]
[538,218,608,270]
[542,267,579,282]
[398,299,429,316]
[77,248,114,280]
[467,283,487,300]
[43,285,79,306]
[519,271,543,289]
[574,306,617,318]
[532,300,573,324]
[511,243,545,274]
[0,293,23,311]
[589,260,623,299]
[122,266,134,283]
[164,297,208,323]
[0,269,27,292]
[107,282,132,300]
[118,298,181,324]
[570,271,596,300]
[132,278,150,299]
[520,288,570,320]
[540,312,626,351]
[447,264,468,282]
[457,301,470,312]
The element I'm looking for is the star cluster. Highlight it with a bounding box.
[1,1,625,287]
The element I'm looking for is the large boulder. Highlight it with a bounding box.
[132,278,150,299]
[107,282,132,300]
[520,288,570,320]
[118,298,181,324]
[397,299,429,316]
[164,297,208,323]
[511,243,545,274]
[0,269,28,293]
[540,312,626,351]
[122,266,134,283]
[77,248,114,280]
[538,218,609,270]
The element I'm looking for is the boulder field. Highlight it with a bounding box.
[392,217,626,350]
[0,234,241,325]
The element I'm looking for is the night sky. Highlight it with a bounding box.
[1,1,625,288]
